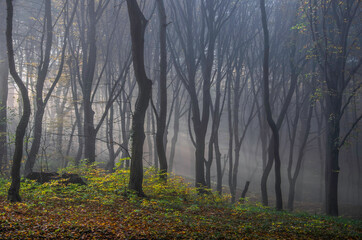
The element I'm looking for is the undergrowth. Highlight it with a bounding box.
[0,163,361,239]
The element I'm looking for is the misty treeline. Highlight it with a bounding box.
[0,0,361,217]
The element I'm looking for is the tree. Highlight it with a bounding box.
[305,0,362,216]
[258,0,306,210]
[81,0,98,164]
[155,0,168,180]
[6,0,31,202]
[286,81,314,211]
[127,0,152,196]
[25,0,78,176]
[169,0,234,191]
[260,0,283,210]
[225,1,259,201]
[0,0,8,173]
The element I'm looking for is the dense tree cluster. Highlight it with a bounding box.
[1,0,361,216]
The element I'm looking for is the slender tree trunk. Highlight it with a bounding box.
[214,134,222,194]
[127,0,152,196]
[325,94,341,216]
[120,91,131,169]
[155,0,168,181]
[106,103,116,172]
[260,0,282,210]
[151,111,158,169]
[56,85,70,168]
[315,103,325,203]
[83,0,97,164]
[6,0,31,202]
[147,111,153,167]
[0,0,8,173]
[261,141,274,206]
[168,95,180,172]
[287,105,313,211]
[227,75,234,199]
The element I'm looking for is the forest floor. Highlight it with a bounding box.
[0,165,361,239]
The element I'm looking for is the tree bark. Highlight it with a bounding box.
[127,0,152,196]
[83,0,97,164]
[325,94,341,216]
[155,0,168,181]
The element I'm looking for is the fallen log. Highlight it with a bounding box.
[26,172,86,185]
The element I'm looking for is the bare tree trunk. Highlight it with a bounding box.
[260,0,282,210]
[127,0,152,196]
[55,85,70,168]
[287,104,313,211]
[168,95,180,173]
[120,88,132,169]
[0,0,8,173]
[106,100,116,172]
[83,0,97,164]
[155,0,168,181]
[147,111,153,167]
[6,0,31,202]
[227,75,234,199]
[71,74,84,166]
[151,111,158,169]
[325,94,341,216]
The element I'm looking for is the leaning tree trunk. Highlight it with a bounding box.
[127,0,152,196]
[6,0,31,202]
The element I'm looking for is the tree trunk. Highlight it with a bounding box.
[240,181,250,201]
[261,143,274,206]
[325,95,341,216]
[147,111,153,167]
[168,95,180,172]
[6,0,31,202]
[119,84,133,169]
[127,0,152,196]
[227,76,234,199]
[155,0,168,181]
[106,103,116,172]
[260,0,282,210]
[287,104,313,211]
[83,0,97,164]
[0,0,8,173]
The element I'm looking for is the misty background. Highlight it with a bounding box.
[0,0,361,218]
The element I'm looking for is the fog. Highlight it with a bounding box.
[0,0,361,218]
